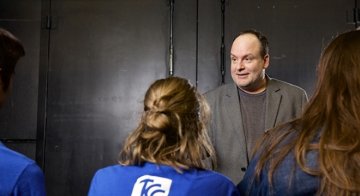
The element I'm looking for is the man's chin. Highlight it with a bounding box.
[235,81,250,89]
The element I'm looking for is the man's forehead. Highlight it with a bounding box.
[230,52,255,57]
[233,34,260,46]
[230,34,261,55]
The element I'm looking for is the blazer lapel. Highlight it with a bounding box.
[224,83,247,149]
[265,79,282,130]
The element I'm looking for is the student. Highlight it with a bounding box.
[89,76,239,196]
[0,28,46,195]
[238,30,360,195]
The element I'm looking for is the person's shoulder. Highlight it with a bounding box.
[191,169,240,195]
[14,162,46,195]
[89,164,132,195]
[0,144,36,171]
[265,124,301,152]
[195,169,235,185]
[268,77,307,94]
[93,164,126,178]
[21,162,44,177]
[204,83,234,96]
[269,77,304,90]
[204,83,236,103]
[0,144,45,195]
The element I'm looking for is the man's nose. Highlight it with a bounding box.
[235,60,244,69]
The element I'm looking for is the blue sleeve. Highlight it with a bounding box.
[88,170,102,196]
[212,177,240,196]
[226,183,241,196]
[197,173,241,196]
[13,163,46,196]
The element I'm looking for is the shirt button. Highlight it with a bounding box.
[241,167,247,172]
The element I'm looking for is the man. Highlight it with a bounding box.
[0,28,46,195]
[205,29,308,183]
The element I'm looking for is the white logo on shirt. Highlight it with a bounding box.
[131,175,172,196]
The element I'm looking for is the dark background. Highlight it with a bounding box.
[0,0,358,195]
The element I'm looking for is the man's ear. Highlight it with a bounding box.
[263,54,270,69]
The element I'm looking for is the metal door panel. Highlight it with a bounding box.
[44,0,168,195]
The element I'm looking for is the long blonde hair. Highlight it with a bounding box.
[255,30,360,195]
[119,76,216,171]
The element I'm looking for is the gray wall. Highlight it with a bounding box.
[0,0,357,195]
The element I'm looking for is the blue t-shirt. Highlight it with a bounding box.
[0,142,46,196]
[88,162,239,196]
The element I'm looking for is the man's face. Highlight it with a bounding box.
[230,33,269,94]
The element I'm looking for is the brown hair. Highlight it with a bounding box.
[119,76,216,171]
[0,28,25,91]
[254,30,360,195]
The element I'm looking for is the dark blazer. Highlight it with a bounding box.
[204,77,308,183]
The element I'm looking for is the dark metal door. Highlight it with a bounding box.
[43,1,169,195]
